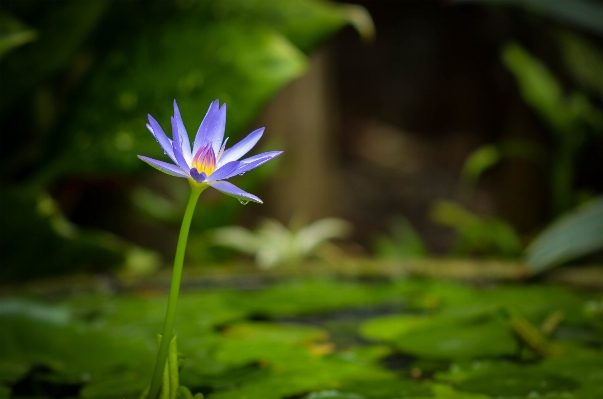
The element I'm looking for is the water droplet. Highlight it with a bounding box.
[238,200,249,205]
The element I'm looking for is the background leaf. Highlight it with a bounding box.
[525,197,603,273]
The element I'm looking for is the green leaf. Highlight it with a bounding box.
[539,353,603,398]
[456,367,579,397]
[360,315,432,342]
[459,145,501,188]
[214,322,329,366]
[0,12,37,59]
[373,216,428,260]
[394,318,516,359]
[45,21,306,179]
[460,140,548,190]
[24,0,369,183]
[525,197,603,273]
[430,200,523,258]
[0,298,153,387]
[304,380,433,399]
[502,43,567,134]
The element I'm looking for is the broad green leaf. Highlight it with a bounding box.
[383,317,517,359]
[0,299,153,387]
[456,367,579,398]
[214,322,329,365]
[539,353,603,398]
[44,21,306,179]
[429,384,492,399]
[304,380,433,399]
[20,0,371,182]
[526,197,603,273]
[360,315,432,342]
[206,357,395,399]
[1,0,371,276]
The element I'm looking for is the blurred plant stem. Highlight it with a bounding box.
[148,183,205,399]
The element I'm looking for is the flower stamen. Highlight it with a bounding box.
[192,143,216,176]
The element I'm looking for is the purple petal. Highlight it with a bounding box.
[190,169,207,183]
[208,181,263,204]
[217,127,264,167]
[138,155,187,178]
[207,161,240,181]
[148,114,176,163]
[193,100,219,155]
[173,100,192,163]
[207,103,226,156]
[239,150,283,165]
[212,151,282,181]
[171,117,190,171]
[236,150,283,175]
[237,151,283,172]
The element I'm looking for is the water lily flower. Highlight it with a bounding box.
[139,99,282,203]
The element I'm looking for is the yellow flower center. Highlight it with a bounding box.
[192,143,216,176]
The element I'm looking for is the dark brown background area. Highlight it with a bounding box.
[262,0,602,253]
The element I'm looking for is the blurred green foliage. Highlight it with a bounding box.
[0,0,371,281]
[373,216,428,260]
[452,3,603,271]
[211,217,352,269]
[2,277,601,398]
[430,200,523,258]
[0,12,37,59]
[526,197,603,273]
[502,42,603,215]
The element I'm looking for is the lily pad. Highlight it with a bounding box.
[206,357,395,399]
[360,314,434,342]
[0,299,153,388]
[214,322,329,365]
[394,317,517,360]
[456,368,579,397]
[302,379,434,399]
[539,353,603,398]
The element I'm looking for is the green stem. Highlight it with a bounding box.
[148,184,205,399]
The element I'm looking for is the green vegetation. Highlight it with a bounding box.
[1,276,601,398]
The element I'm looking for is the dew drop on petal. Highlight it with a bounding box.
[238,199,249,205]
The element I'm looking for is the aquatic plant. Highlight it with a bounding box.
[138,99,281,398]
